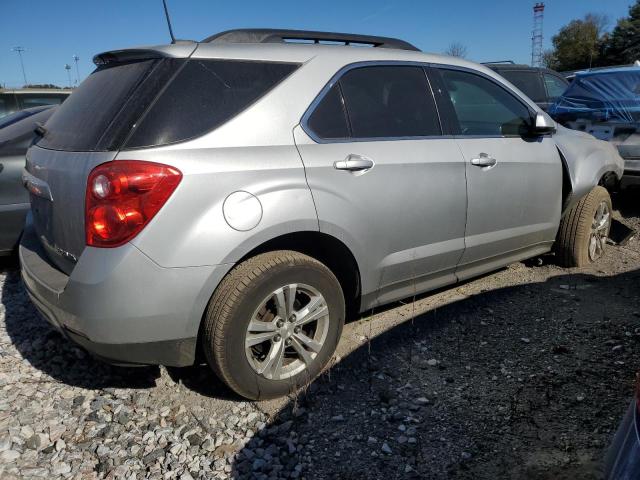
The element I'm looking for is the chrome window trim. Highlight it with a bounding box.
[300,60,448,144]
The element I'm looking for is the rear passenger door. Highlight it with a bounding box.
[294,64,468,307]
[429,67,562,281]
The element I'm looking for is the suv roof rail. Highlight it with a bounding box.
[481,60,516,65]
[202,28,420,52]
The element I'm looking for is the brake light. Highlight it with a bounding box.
[85,160,182,247]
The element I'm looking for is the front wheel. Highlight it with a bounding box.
[201,250,345,400]
[555,186,612,267]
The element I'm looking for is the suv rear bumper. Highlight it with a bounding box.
[19,216,227,367]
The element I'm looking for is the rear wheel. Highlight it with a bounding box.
[555,186,612,267]
[201,250,345,400]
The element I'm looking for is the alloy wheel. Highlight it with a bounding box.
[589,200,611,261]
[244,284,329,380]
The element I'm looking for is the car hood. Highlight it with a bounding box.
[553,124,625,212]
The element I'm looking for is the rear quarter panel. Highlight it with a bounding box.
[124,145,318,268]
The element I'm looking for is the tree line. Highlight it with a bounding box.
[544,0,640,72]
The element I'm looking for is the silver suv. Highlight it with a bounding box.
[20,30,623,399]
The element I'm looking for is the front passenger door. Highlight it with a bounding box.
[431,67,562,280]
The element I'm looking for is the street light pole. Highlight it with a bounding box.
[72,55,80,85]
[64,64,72,88]
[12,46,28,86]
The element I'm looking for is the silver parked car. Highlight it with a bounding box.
[0,105,56,255]
[20,30,624,399]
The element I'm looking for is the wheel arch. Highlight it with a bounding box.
[234,231,362,320]
[192,230,363,364]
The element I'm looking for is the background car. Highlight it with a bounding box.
[605,377,640,479]
[550,66,640,189]
[0,105,56,256]
[0,88,70,118]
[485,62,569,112]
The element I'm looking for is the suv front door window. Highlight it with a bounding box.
[433,67,562,279]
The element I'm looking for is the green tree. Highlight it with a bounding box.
[601,0,640,65]
[544,13,608,71]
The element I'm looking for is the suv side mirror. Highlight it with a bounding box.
[531,112,556,135]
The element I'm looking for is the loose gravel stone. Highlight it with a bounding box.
[0,198,638,479]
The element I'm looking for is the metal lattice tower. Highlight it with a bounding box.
[531,2,545,67]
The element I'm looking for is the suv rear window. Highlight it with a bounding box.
[37,59,298,152]
[37,60,159,151]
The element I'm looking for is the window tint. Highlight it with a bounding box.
[499,70,546,103]
[37,59,159,151]
[306,84,350,139]
[36,59,298,151]
[338,66,441,138]
[439,69,533,136]
[543,73,568,100]
[125,60,298,148]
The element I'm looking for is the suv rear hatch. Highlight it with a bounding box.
[26,49,193,275]
[26,45,299,275]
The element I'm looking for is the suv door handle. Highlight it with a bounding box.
[470,153,497,168]
[334,154,375,172]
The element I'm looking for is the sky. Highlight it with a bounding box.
[0,0,636,88]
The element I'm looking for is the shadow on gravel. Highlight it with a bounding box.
[165,365,242,401]
[232,268,640,480]
[613,188,640,218]
[1,265,160,390]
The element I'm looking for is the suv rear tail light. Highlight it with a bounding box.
[85,160,182,247]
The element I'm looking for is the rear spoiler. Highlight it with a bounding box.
[93,43,196,66]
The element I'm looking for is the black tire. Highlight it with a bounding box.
[201,250,345,400]
[555,186,612,267]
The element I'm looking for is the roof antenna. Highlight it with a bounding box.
[162,0,176,44]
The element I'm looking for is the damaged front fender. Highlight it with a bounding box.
[553,124,625,214]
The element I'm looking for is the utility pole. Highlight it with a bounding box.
[72,55,80,85]
[531,3,545,67]
[12,46,28,86]
[64,64,72,88]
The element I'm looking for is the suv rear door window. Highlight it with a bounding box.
[339,66,441,138]
[306,84,350,140]
[498,70,546,103]
[438,69,533,136]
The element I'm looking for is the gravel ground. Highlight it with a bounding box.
[0,191,639,480]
